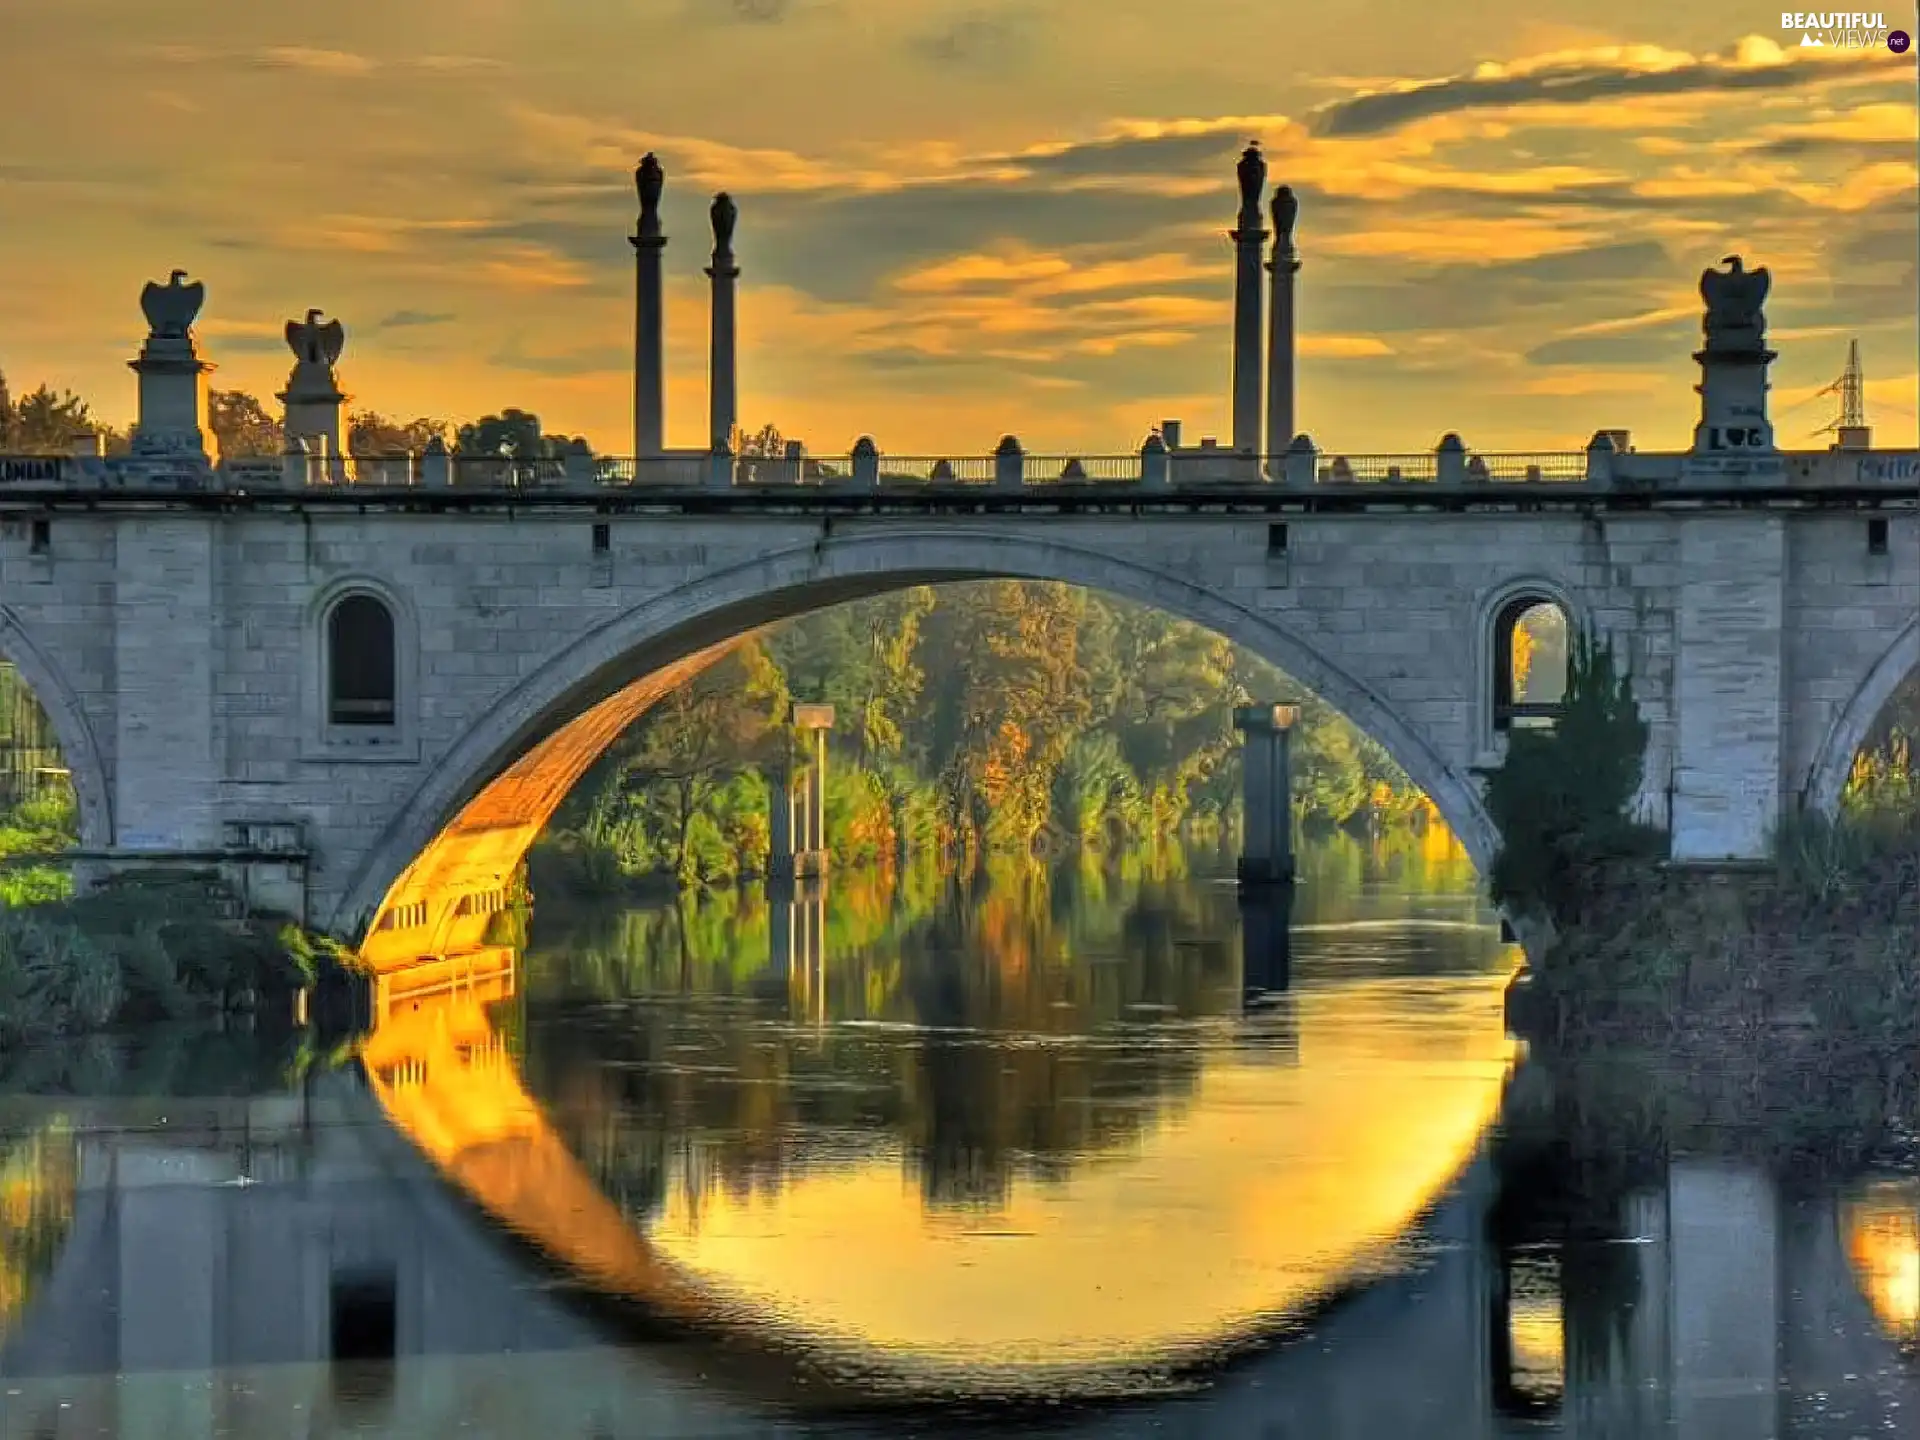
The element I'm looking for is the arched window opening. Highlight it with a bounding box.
[1493,598,1569,733]
[327,594,397,727]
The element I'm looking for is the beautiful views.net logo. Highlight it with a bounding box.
[1779,10,1906,47]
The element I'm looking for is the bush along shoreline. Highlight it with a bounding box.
[1493,631,1919,1145]
[0,866,369,1052]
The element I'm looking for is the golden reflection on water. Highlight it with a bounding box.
[645,972,1516,1378]
[361,832,1519,1392]
[0,1121,75,1340]
[1843,1178,1920,1348]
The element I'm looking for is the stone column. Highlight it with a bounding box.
[1688,255,1779,477]
[631,154,667,457]
[791,702,834,879]
[127,270,215,461]
[1229,143,1268,459]
[705,192,741,450]
[769,761,798,886]
[1234,703,1298,886]
[1264,185,1300,476]
[278,309,349,483]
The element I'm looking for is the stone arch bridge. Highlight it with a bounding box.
[0,467,1912,951]
[0,155,1914,948]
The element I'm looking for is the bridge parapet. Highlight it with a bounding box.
[1,446,1914,496]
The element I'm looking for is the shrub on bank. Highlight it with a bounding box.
[0,870,316,1047]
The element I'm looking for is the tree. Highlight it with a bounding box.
[348,409,448,456]
[602,643,790,882]
[1484,628,1664,926]
[0,381,96,452]
[207,390,283,458]
[455,408,591,458]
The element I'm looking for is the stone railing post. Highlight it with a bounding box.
[421,435,452,487]
[280,436,309,489]
[707,437,735,490]
[1139,432,1170,489]
[563,438,596,490]
[1585,431,1616,490]
[850,435,879,489]
[1435,432,1468,486]
[994,434,1024,490]
[1281,433,1317,487]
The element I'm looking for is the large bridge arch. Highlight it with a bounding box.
[0,605,112,848]
[1803,613,1919,814]
[332,529,1500,941]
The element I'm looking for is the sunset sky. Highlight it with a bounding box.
[1,1,1915,456]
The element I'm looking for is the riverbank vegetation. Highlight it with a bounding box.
[1494,632,1919,1143]
[0,670,354,1045]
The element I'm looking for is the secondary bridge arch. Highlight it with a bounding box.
[0,605,112,849]
[335,527,1500,944]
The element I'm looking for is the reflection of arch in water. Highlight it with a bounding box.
[337,534,1499,947]
[363,933,1519,1402]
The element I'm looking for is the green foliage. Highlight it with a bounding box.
[348,409,449,455]
[1485,627,1665,926]
[0,869,333,1045]
[549,577,1440,888]
[0,370,99,452]
[455,407,590,459]
[207,390,283,458]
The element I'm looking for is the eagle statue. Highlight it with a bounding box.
[710,191,737,252]
[286,308,346,368]
[139,269,204,338]
[1699,255,1769,338]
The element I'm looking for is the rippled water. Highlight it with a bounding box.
[1,832,1916,1436]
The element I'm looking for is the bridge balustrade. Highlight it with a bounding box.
[0,447,1914,495]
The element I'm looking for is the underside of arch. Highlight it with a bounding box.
[1804,615,1919,814]
[339,532,1499,945]
[0,607,113,849]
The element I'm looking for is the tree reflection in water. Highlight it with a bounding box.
[520,845,1256,1221]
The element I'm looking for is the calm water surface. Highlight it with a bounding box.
[1,832,1915,1437]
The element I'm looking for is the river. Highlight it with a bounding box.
[0,831,1915,1436]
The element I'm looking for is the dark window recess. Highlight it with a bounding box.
[1868,517,1889,556]
[28,519,49,555]
[592,521,610,553]
[1267,522,1289,556]
[329,1268,398,1403]
[327,595,397,727]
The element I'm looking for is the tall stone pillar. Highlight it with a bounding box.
[1687,255,1780,480]
[631,154,668,457]
[128,270,215,461]
[1264,186,1301,475]
[792,702,834,879]
[705,192,741,450]
[1234,702,1298,886]
[278,309,349,482]
[769,762,797,884]
[1229,143,1268,460]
